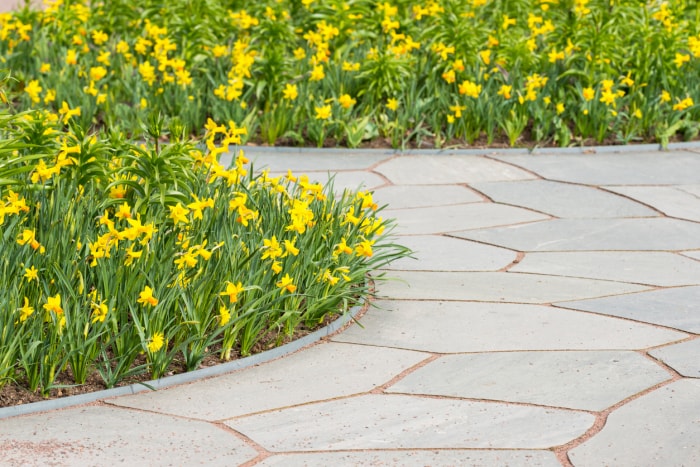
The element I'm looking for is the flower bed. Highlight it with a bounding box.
[0,109,407,398]
[1,0,699,148]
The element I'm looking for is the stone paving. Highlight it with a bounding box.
[1,148,699,466]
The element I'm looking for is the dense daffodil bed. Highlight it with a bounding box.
[0,104,406,398]
[2,0,700,148]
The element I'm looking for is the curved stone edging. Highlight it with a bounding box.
[0,302,364,420]
[238,140,700,156]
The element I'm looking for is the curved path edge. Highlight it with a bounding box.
[0,301,365,420]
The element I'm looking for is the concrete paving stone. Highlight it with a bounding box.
[373,184,484,209]
[257,449,561,466]
[384,203,549,235]
[557,286,700,333]
[568,379,700,467]
[649,338,700,378]
[455,218,700,251]
[376,270,649,303]
[679,184,700,197]
[109,342,426,420]
[681,250,700,261]
[491,152,700,185]
[227,394,595,451]
[230,149,392,172]
[384,235,517,271]
[388,351,672,411]
[510,251,700,287]
[0,405,257,466]
[471,180,657,218]
[604,185,700,222]
[310,170,386,192]
[332,301,686,352]
[374,155,537,185]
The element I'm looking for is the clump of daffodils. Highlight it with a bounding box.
[0,109,408,395]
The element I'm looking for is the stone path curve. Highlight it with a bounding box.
[1,148,699,466]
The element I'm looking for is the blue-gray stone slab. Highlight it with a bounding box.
[604,185,700,222]
[227,394,595,450]
[471,180,656,218]
[332,301,686,352]
[558,286,700,333]
[373,184,484,209]
[385,203,549,235]
[236,149,391,172]
[511,252,700,287]
[384,235,517,271]
[649,339,700,378]
[375,155,537,185]
[492,152,700,185]
[455,218,700,251]
[376,270,649,303]
[257,450,561,466]
[388,351,672,411]
[568,379,700,466]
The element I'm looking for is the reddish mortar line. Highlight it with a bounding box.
[370,354,442,394]
[553,376,681,465]
[215,421,273,466]
[500,251,526,272]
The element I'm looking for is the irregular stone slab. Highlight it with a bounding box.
[227,394,594,451]
[471,180,656,218]
[604,185,700,222]
[373,184,483,209]
[511,251,700,287]
[679,184,700,197]
[455,218,700,251]
[558,286,700,333]
[384,235,517,271]
[317,170,386,192]
[682,250,700,261]
[568,379,700,466]
[376,271,649,302]
[385,203,549,235]
[333,301,686,352]
[649,339,700,378]
[389,351,672,411]
[375,155,537,185]
[492,152,700,185]
[258,450,561,466]
[110,342,426,420]
[0,405,257,466]
[232,149,391,172]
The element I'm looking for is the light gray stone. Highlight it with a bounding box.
[384,235,517,271]
[376,270,649,302]
[375,155,536,185]
[388,351,672,411]
[385,203,548,235]
[373,184,484,209]
[492,152,700,185]
[679,184,700,197]
[605,185,700,222]
[257,450,561,466]
[681,250,700,261]
[471,180,656,218]
[649,339,700,378]
[0,405,257,466]
[455,218,700,251]
[320,170,386,192]
[227,394,594,451]
[511,251,700,287]
[240,150,391,172]
[558,286,700,333]
[568,379,700,467]
[110,342,426,420]
[332,301,686,352]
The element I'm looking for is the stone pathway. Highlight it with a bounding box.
[1,148,699,466]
